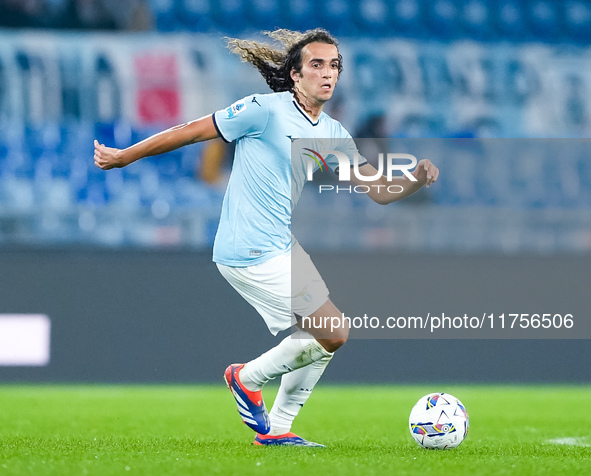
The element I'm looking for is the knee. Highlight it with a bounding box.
[322,337,347,353]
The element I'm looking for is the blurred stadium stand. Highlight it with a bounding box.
[153,0,591,44]
[0,0,590,251]
[1,0,591,43]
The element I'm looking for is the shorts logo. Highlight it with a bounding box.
[294,288,313,303]
[249,250,262,257]
[226,100,246,118]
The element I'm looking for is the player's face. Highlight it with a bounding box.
[291,42,340,106]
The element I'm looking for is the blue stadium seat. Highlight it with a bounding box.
[173,177,214,208]
[135,161,162,206]
[77,182,108,206]
[175,0,214,32]
[527,0,560,42]
[389,0,425,37]
[61,121,93,158]
[150,0,181,32]
[180,143,202,178]
[461,0,492,40]
[396,114,446,138]
[0,141,8,167]
[320,0,357,36]
[357,0,394,35]
[76,160,107,205]
[493,0,528,41]
[3,132,28,180]
[109,180,142,210]
[38,177,74,211]
[564,0,591,43]
[94,122,117,148]
[47,150,71,179]
[281,0,320,33]
[154,151,183,179]
[246,0,282,31]
[427,0,461,40]
[24,123,62,161]
[68,156,90,197]
[11,152,35,180]
[211,0,248,33]
[86,159,107,184]
[95,121,133,150]
[0,123,24,160]
[1,177,35,209]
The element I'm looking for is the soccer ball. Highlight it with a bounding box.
[409,393,469,449]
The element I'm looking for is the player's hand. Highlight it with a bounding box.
[94,140,125,170]
[412,159,439,188]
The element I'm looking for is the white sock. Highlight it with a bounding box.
[268,353,333,435]
[239,330,332,392]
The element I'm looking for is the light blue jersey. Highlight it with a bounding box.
[212,91,361,267]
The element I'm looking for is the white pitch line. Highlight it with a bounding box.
[547,437,590,447]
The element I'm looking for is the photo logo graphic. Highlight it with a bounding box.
[304,148,419,194]
[303,148,329,174]
[304,149,418,182]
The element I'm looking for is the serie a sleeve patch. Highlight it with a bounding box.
[225,100,247,118]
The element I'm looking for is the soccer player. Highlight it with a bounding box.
[94,29,439,447]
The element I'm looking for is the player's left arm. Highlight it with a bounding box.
[350,159,439,205]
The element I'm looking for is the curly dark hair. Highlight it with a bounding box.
[226,28,343,93]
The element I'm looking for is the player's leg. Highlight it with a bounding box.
[218,243,347,442]
[246,250,350,445]
[250,337,333,447]
[266,352,332,431]
[230,301,346,444]
[224,327,333,436]
[218,250,334,435]
[264,299,347,440]
[239,297,349,397]
[237,328,333,391]
[298,298,350,353]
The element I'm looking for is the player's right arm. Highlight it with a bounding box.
[94,114,218,170]
[350,160,439,204]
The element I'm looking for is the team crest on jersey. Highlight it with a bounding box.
[226,100,246,118]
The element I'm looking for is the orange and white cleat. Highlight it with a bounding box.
[224,363,271,435]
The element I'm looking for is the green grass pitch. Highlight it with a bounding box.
[0,384,590,475]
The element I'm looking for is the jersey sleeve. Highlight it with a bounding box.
[213,95,270,143]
